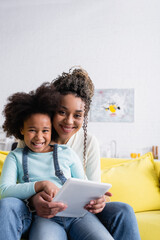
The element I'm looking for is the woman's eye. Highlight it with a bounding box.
[58,110,66,115]
[75,114,82,118]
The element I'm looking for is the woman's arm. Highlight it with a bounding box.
[67,130,101,182]
[70,149,87,179]
[85,134,101,182]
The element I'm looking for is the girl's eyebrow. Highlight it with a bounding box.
[60,105,84,112]
[28,126,51,129]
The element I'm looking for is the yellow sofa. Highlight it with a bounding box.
[1,151,160,240]
[101,153,160,240]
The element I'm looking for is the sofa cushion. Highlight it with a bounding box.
[0,151,9,175]
[101,152,160,212]
[136,210,160,240]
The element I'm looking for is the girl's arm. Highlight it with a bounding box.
[0,152,35,199]
[0,152,57,200]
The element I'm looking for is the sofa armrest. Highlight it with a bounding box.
[154,161,160,179]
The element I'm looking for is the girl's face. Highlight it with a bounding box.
[21,113,52,153]
[53,94,85,144]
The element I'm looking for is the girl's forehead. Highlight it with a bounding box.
[24,113,51,123]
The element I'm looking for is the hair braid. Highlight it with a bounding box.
[82,115,88,172]
[52,66,94,171]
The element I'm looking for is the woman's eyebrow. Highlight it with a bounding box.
[60,105,83,112]
[60,105,67,110]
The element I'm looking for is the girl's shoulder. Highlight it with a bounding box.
[5,148,23,161]
[57,144,73,153]
[57,144,78,158]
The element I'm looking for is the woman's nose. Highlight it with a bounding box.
[65,115,74,124]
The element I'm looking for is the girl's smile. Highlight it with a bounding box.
[20,113,52,153]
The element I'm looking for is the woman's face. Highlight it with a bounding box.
[53,94,85,144]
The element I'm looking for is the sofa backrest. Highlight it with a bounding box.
[101,156,160,173]
[101,152,160,213]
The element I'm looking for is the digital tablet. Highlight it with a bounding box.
[53,178,112,217]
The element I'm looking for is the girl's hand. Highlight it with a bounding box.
[35,180,59,198]
[84,191,112,214]
[43,181,59,198]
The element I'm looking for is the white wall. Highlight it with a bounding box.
[0,0,160,157]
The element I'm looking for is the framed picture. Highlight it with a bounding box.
[90,89,134,122]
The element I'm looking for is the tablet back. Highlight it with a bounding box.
[53,178,112,217]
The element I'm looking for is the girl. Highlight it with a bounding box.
[0,85,113,240]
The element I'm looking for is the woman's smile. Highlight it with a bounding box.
[60,125,76,133]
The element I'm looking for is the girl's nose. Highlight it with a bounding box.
[35,131,43,140]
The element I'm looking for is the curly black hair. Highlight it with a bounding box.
[51,67,94,171]
[52,67,94,116]
[2,82,60,140]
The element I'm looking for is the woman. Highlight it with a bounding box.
[29,67,140,240]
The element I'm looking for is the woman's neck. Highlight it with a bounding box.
[52,137,69,145]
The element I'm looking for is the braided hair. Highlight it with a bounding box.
[51,67,94,171]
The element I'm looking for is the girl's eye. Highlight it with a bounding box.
[29,129,35,132]
[43,130,49,133]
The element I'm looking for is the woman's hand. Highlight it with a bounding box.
[29,191,68,218]
[84,195,106,214]
[84,191,112,214]
[104,191,112,202]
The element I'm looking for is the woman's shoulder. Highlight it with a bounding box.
[76,129,99,145]
[67,129,99,152]
[69,128,97,142]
